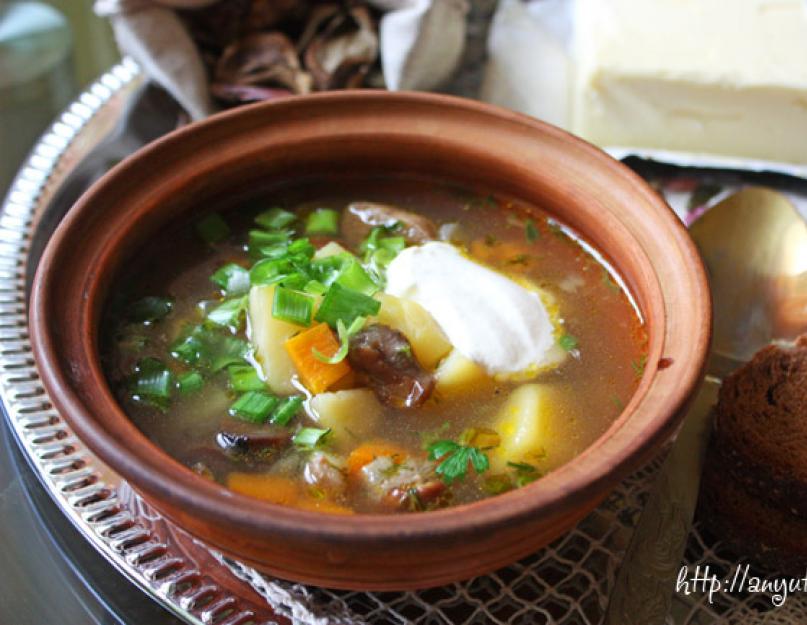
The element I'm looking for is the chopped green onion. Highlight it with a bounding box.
[130,358,173,407]
[313,316,365,364]
[272,287,314,326]
[248,229,291,257]
[227,364,265,392]
[171,325,248,371]
[170,329,202,365]
[211,263,250,296]
[128,296,173,323]
[525,219,539,242]
[558,334,578,351]
[314,283,380,329]
[293,427,331,449]
[287,237,315,259]
[334,258,378,295]
[255,208,297,230]
[305,208,340,235]
[271,395,304,426]
[206,296,247,330]
[277,272,309,291]
[507,461,540,487]
[210,335,249,371]
[195,213,230,244]
[303,280,328,295]
[250,257,290,286]
[177,371,203,394]
[229,391,279,423]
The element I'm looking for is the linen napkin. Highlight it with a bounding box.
[95,0,468,120]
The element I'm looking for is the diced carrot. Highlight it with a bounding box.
[284,322,352,394]
[346,441,408,477]
[227,473,299,505]
[329,369,358,391]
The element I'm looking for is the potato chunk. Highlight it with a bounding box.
[490,383,558,472]
[434,349,490,397]
[374,293,451,370]
[308,389,383,450]
[247,285,300,394]
[313,241,348,259]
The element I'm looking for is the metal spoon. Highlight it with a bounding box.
[605,187,807,625]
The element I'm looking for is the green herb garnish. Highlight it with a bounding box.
[271,395,304,426]
[632,354,648,379]
[128,296,173,323]
[507,461,541,487]
[272,286,314,326]
[195,212,230,244]
[312,316,365,364]
[206,296,247,330]
[525,219,539,242]
[130,357,173,408]
[314,283,380,329]
[170,325,249,371]
[427,439,490,484]
[177,371,203,394]
[255,208,296,230]
[293,427,331,449]
[305,208,340,235]
[334,258,378,296]
[227,364,264,392]
[211,263,250,296]
[229,390,279,423]
[558,333,578,351]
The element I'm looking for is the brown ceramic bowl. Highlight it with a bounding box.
[30,91,710,590]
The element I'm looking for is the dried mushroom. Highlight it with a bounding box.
[214,32,312,95]
[302,5,378,90]
[179,0,381,107]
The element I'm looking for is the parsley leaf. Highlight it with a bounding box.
[427,439,490,484]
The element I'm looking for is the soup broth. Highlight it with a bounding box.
[102,176,646,514]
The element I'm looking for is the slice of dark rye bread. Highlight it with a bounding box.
[699,458,807,575]
[698,335,807,573]
[711,335,807,518]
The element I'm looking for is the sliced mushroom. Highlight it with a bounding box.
[386,480,448,511]
[215,32,313,94]
[215,426,292,454]
[348,324,435,408]
[341,201,437,248]
[301,5,378,90]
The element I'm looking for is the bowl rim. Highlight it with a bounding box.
[29,90,711,545]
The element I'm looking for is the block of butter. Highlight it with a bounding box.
[572,0,807,164]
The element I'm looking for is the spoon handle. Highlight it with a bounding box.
[604,378,720,625]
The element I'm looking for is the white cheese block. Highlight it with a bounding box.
[572,0,807,164]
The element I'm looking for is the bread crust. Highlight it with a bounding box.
[699,335,807,572]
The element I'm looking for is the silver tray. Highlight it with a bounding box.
[3,61,806,625]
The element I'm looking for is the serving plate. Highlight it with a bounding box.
[2,61,805,624]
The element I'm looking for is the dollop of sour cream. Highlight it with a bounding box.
[385,242,559,375]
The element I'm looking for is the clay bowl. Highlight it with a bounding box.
[30,91,710,590]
